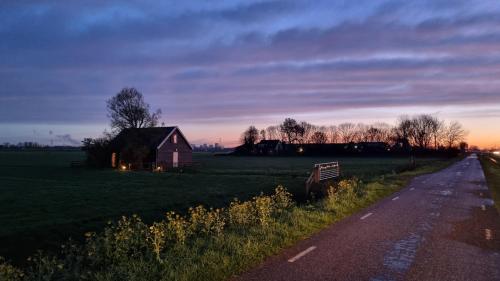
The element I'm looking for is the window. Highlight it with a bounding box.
[173,134,177,144]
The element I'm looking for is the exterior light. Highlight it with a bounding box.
[298,147,304,153]
[121,165,127,171]
[494,151,500,155]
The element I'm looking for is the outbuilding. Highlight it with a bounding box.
[110,126,192,170]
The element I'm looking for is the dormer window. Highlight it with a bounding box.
[173,134,177,144]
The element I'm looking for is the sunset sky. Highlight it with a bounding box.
[1,1,500,148]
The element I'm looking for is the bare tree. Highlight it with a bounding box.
[428,116,443,149]
[356,123,369,142]
[408,114,438,149]
[310,131,328,144]
[241,126,259,150]
[364,126,382,142]
[328,125,339,143]
[299,121,314,144]
[443,121,468,149]
[338,123,357,143]
[266,126,279,140]
[107,88,161,131]
[260,129,266,141]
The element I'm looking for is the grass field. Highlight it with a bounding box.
[0,150,447,263]
[480,154,500,212]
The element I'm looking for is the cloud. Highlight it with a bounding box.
[1,0,500,128]
[55,134,81,146]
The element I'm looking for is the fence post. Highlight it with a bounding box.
[314,166,320,183]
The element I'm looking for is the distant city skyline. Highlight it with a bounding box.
[1,1,500,148]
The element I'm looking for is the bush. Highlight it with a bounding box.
[147,222,167,262]
[165,212,189,244]
[272,185,294,211]
[229,199,256,226]
[188,205,208,234]
[203,208,226,236]
[253,193,275,227]
[323,178,364,212]
[0,257,24,281]
[82,137,112,168]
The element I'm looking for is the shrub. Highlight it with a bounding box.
[272,185,294,212]
[0,257,24,281]
[323,178,364,212]
[165,212,189,244]
[203,208,226,236]
[111,215,149,260]
[253,193,275,227]
[229,199,256,226]
[25,252,61,281]
[188,205,208,234]
[147,222,167,262]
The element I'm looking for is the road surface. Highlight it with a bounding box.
[236,155,500,281]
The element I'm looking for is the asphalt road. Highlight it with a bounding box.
[236,155,500,281]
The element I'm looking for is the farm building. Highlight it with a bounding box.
[256,140,284,155]
[110,126,192,170]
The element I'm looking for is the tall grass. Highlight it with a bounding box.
[0,158,458,281]
[480,155,500,212]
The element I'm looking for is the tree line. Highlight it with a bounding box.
[241,114,468,150]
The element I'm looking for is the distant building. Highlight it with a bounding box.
[110,126,192,170]
[256,140,283,155]
[192,142,228,153]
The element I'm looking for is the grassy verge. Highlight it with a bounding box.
[479,155,500,212]
[0,157,459,281]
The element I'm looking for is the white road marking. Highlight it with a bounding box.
[481,205,486,211]
[288,246,316,263]
[485,229,493,240]
[361,212,373,220]
[392,196,400,201]
[410,187,415,191]
[440,190,453,196]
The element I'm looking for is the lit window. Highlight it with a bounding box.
[173,134,177,144]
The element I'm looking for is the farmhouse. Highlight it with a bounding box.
[110,126,192,170]
[256,140,283,155]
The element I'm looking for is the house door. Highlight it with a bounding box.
[173,152,179,168]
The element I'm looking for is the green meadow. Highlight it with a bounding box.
[0,150,447,264]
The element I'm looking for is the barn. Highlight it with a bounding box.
[110,126,192,170]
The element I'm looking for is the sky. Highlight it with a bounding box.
[1,0,500,148]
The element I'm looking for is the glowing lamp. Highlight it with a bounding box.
[494,151,500,155]
[120,165,127,171]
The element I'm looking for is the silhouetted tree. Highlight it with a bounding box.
[266,126,279,140]
[299,121,314,144]
[241,126,259,151]
[328,125,339,143]
[338,123,357,143]
[443,121,468,149]
[107,87,161,132]
[82,137,112,167]
[260,129,266,140]
[409,114,439,149]
[310,131,328,144]
[279,118,304,144]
